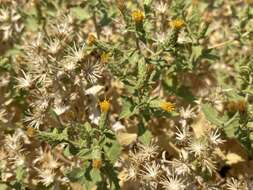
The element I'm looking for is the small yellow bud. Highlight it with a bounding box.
[26,127,35,137]
[100,52,110,64]
[169,19,185,30]
[132,10,145,23]
[86,33,96,46]
[92,159,102,169]
[99,99,110,112]
[160,101,175,112]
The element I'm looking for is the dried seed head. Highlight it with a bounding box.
[160,174,186,190]
[140,161,160,180]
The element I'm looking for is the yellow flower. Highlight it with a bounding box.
[160,101,175,112]
[92,159,102,169]
[169,19,185,30]
[86,33,96,46]
[99,99,110,112]
[132,10,145,23]
[100,52,110,64]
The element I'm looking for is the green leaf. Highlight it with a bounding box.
[16,166,25,182]
[99,112,108,130]
[67,167,85,181]
[0,184,8,190]
[105,141,122,164]
[39,128,69,145]
[139,129,152,145]
[103,161,120,190]
[92,146,101,159]
[202,103,224,126]
[148,97,163,108]
[223,119,239,138]
[191,45,203,62]
[77,148,93,160]
[25,16,39,31]
[70,7,90,21]
[90,168,102,183]
[119,98,137,119]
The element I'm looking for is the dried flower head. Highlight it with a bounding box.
[82,58,103,83]
[226,177,242,190]
[138,142,159,160]
[36,168,55,187]
[179,105,196,119]
[0,6,24,41]
[160,174,186,190]
[188,138,207,157]
[140,161,160,180]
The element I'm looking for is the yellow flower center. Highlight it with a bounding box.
[160,101,175,112]
[99,100,110,112]
[169,19,185,30]
[132,10,145,23]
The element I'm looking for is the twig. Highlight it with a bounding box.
[92,11,100,39]
[208,31,250,49]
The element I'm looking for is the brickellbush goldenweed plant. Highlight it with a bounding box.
[1,0,253,189]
